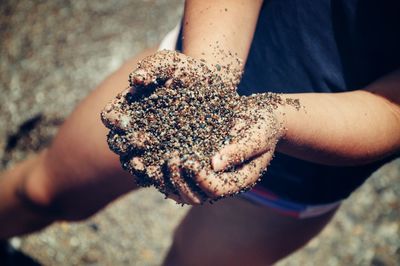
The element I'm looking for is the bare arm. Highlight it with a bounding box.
[212,69,400,178]
[276,70,400,166]
[196,70,400,201]
[182,0,263,65]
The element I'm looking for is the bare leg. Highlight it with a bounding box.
[0,47,157,239]
[163,197,337,266]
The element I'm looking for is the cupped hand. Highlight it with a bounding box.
[101,50,230,132]
[101,50,217,154]
[169,106,285,205]
[101,50,240,203]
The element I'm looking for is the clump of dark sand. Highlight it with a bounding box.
[101,50,294,201]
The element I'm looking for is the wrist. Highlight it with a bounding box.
[271,95,302,152]
[273,104,288,139]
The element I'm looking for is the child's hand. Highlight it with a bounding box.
[169,107,284,205]
[101,50,238,200]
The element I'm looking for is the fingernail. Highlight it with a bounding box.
[103,103,113,113]
[164,79,173,87]
[132,75,145,85]
[130,157,144,171]
[101,109,120,128]
[212,154,226,172]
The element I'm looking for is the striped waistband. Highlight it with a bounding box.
[241,186,341,219]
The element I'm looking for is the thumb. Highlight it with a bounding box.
[212,113,281,172]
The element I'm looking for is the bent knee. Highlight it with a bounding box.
[22,175,100,222]
[19,152,101,221]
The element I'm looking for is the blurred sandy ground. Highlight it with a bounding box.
[0,1,399,265]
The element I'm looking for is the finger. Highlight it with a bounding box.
[129,67,171,102]
[196,151,273,198]
[165,193,185,205]
[212,116,279,172]
[127,157,152,187]
[107,130,155,155]
[127,157,185,205]
[164,78,173,88]
[101,88,132,128]
[101,108,131,130]
[145,163,166,190]
[101,84,153,121]
[129,68,157,87]
[168,158,203,205]
[130,156,145,171]
[128,50,178,87]
[131,50,209,88]
[125,157,163,188]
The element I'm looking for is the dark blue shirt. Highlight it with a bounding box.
[178,0,400,204]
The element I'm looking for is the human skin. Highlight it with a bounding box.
[214,72,400,169]
[181,0,262,65]
[0,0,398,265]
[102,49,280,204]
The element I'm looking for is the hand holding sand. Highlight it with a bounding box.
[170,94,293,204]
[101,50,294,204]
[101,50,241,199]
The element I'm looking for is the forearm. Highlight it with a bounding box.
[182,0,262,65]
[277,70,400,166]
